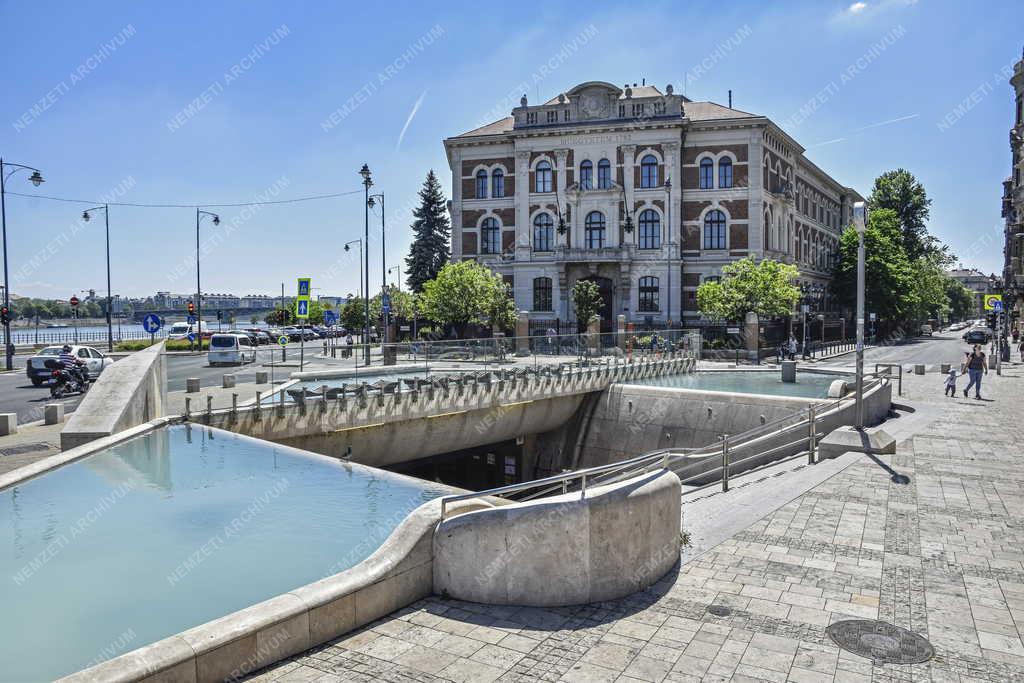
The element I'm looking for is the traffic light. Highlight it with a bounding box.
[216,310,223,321]
[986,312,996,329]
[187,301,195,315]
[0,306,9,325]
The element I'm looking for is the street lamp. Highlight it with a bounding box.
[387,264,402,292]
[344,240,363,301]
[359,164,372,364]
[81,205,115,351]
[617,183,635,234]
[195,209,220,346]
[853,201,867,429]
[665,177,673,329]
[1,158,44,369]
[367,192,387,342]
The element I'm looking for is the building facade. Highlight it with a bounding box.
[1003,49,1024,318]
[947,268,992,317]
[443,81,862,330]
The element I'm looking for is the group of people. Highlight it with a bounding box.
[945,344,989,400]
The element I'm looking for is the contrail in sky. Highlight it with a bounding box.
[396,90,428,151]
[806,113,918,148]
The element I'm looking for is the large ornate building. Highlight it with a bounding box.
[443,81,862,331]
[1003,50,1024,318]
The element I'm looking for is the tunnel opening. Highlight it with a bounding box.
[383,439,523,491]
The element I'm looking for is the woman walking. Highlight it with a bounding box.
[962,344,987,400]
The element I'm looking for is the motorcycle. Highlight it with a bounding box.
[43,359,90,399]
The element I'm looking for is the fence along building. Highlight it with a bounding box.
[443,80,862,331]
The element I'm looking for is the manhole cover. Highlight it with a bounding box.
[826,620,934,664]
[706,605,732,617]
[0,442,52,457]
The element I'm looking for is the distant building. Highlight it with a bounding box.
[443,80,861,330]
[1004,47,1023,318]
[947,268,992,316]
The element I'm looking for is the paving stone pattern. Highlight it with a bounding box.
[248,367,1024,682]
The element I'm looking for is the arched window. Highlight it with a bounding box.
[475,169,488,198]
[480,217,500,254]
[585,211,606,249]
[638,276,660,312]
[491,169,504,198]
[638,209,661,250]
[719,158,733,188]
[579,160,593,190]
[535,161,552,193]
[699,158,714,189]
[640,154,658,188]
[533,277,553,312]
[533,213,553,252]
[703,210,726,250]
[597,159,611,189]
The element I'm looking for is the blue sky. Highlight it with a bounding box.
[0,0,1019,299]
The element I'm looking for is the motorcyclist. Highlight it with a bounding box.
[58,345,88,386]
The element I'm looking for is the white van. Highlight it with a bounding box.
[208,333,256,365]
[167,321,209,341]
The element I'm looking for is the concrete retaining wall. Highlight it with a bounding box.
[61,342,167,451]
[433,470,681,606]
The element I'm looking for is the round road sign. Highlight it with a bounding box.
[69,296,80,307]
[278,335,288,346]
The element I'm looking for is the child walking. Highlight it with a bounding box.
[943,367,959,397]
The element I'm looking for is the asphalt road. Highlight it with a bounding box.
[816,330,987,370]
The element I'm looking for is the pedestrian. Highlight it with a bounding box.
[962,344,987,399]
[943,367,959,398]
[787,335,798,361]
[1018,337,1024,363]
[344,333,354,358]
[1013,327,1020,345]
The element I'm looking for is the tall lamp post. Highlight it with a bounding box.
[853,201,867,429]
[387,264,402,292]
[368,192,386,342]
[1,158,45,370]
[81,205,114,351]
[344,240,363,301]
[195,209,221,344]
[359,165,373,364]
[665,177,673,330]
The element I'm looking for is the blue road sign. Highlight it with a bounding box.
[278,335,288,346]
[382,293,391,308]
[323,310,337,325]
[187,333,196,343]
[142,314,162,334]
[186,315,196,325]
[993,300,1004,312]
[295,299,310,319]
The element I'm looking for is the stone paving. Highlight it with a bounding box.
[246,363,1024,682]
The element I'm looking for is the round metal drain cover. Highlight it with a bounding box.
[826,620,934,664]
[706,605,732,617]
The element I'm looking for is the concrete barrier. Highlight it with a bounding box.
[60,342,167,451]
[940,363,951,374]
[255,371,268,384]
[914,364,925,375]
[186,377,200,393]
[434,470,681,606]
[222,374,236,388]
[0,413,16,436]
[44,403,64,425]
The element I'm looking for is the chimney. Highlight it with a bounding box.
[728,90,732,108]
[642,77,645,86]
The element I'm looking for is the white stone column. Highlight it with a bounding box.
[515,149,531,256]
[748,131,765,256]
[450,148,463,258]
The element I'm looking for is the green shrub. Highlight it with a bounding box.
[115,339,209,352]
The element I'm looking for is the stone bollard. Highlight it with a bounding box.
[0,413,17,436]
[781,361,797,383]
[44,403,64,425]
[255,371,268,384]
[914,364,925,375]
[186,377,200,393]
[940,363,951,374]
[222,374,236,389]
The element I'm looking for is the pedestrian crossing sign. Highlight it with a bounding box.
[984,294,1002,311]
[295,299,309,319]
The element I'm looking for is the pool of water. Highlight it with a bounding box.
[0,425,450,681]
[623,370,850,398]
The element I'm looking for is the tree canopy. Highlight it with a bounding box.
[867,169,937,261]
[571,280,603,329]
[696,257,801,322]
[418,260,516,335]
[405,170,451,292]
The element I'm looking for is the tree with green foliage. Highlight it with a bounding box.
[907,254,950,322]
[571,280,604,331]
[832,208,918,321]
[405,170,451,293]
[867,169,937,261]
[419,261,515,336]
[368,285,417,322]
[945,279,975,321]
[339,298,367,331]
[266,307,294,326]
[696,257,801,322]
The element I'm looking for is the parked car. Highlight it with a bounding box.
[963,328,992,344]
[26,345,114,386]
[245,328,272,345]
[208,333,257,365]
[920,324,933,336]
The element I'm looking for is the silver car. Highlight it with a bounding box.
[26,345,115,386]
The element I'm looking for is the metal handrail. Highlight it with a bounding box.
[438,448,671,519]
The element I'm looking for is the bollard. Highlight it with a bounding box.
[0,413,17,436]
[206,395,213,417]
[914,364,925,375]
[222,374,236,389]
[44,403,64,425]
[255,392,262,420]
[184,397,191,419]
[186,377,200,393]
[231,393,238,414]
[940,363,951,374]
[255,371,268,384]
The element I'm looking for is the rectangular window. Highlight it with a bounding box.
[526,112,537,125]
[638,277,660,312]
[546,110,557,123]
[491,173,504,199]
[653,101,665,115]
[618,104,626,117]
[597,162,611,189]
[533,278,553,312]
[563,109,571,122]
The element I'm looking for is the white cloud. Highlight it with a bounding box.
[848,2,868,14]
